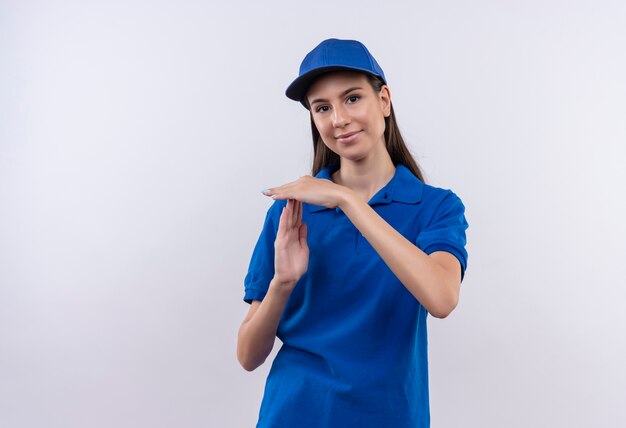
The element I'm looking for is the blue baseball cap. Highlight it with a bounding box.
[285,38,387,109]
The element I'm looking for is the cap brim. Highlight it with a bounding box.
[285,66,384,109]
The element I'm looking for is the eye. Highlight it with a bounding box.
[315,105,330,113]
[347,95,360,103]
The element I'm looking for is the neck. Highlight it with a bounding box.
[331,152,396,202]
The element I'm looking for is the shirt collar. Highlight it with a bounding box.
[308,163,424,213]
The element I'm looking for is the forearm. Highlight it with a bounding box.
[338,191,458,318]
[237,278,295,371]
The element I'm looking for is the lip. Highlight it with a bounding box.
[336,130,362,143]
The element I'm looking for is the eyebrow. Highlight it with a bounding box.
[309,87,363,106]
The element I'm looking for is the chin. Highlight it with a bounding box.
[338,151,370,163]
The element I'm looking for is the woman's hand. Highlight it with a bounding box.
[273,199,309,287]
[263,176,348,209]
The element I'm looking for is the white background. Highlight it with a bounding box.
[1,1,625,427]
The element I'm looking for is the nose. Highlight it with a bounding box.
[332,104,350,128]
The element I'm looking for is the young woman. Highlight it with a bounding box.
[237,38,469,428]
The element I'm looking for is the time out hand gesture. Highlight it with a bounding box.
[263,176,348,209]
[273,199,309,286]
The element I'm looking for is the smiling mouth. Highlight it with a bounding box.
[336,131,363,144]
[336,131,361,139]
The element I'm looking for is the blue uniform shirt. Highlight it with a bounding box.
[244,163,469,428]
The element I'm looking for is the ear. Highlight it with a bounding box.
[379,85,391,117]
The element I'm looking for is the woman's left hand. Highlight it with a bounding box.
[263,176,349,209]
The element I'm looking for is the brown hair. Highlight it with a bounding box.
[304,74,425,183]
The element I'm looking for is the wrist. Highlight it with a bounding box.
[337,187,358,210]
[269,276,298,292]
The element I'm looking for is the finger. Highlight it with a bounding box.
[296,200,302,227]
[266,181,296,196]
[292,200,298,227]
[299,221,308,247]
[285,199,292,228]
[263,186,285,198]
[292,199,299,228]
[270,181,301,200]
[277,205,287,235]
[264,185,288,197]
[289,199,296,228]
[291,199,297,228]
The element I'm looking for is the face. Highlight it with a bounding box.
[306,71,391,163]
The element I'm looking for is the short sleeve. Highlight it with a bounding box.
[242,201,282,304]
[416,190,469,282]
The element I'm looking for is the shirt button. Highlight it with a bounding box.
[335,207,341,213]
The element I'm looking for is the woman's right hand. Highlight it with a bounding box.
[273,199,309,288]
